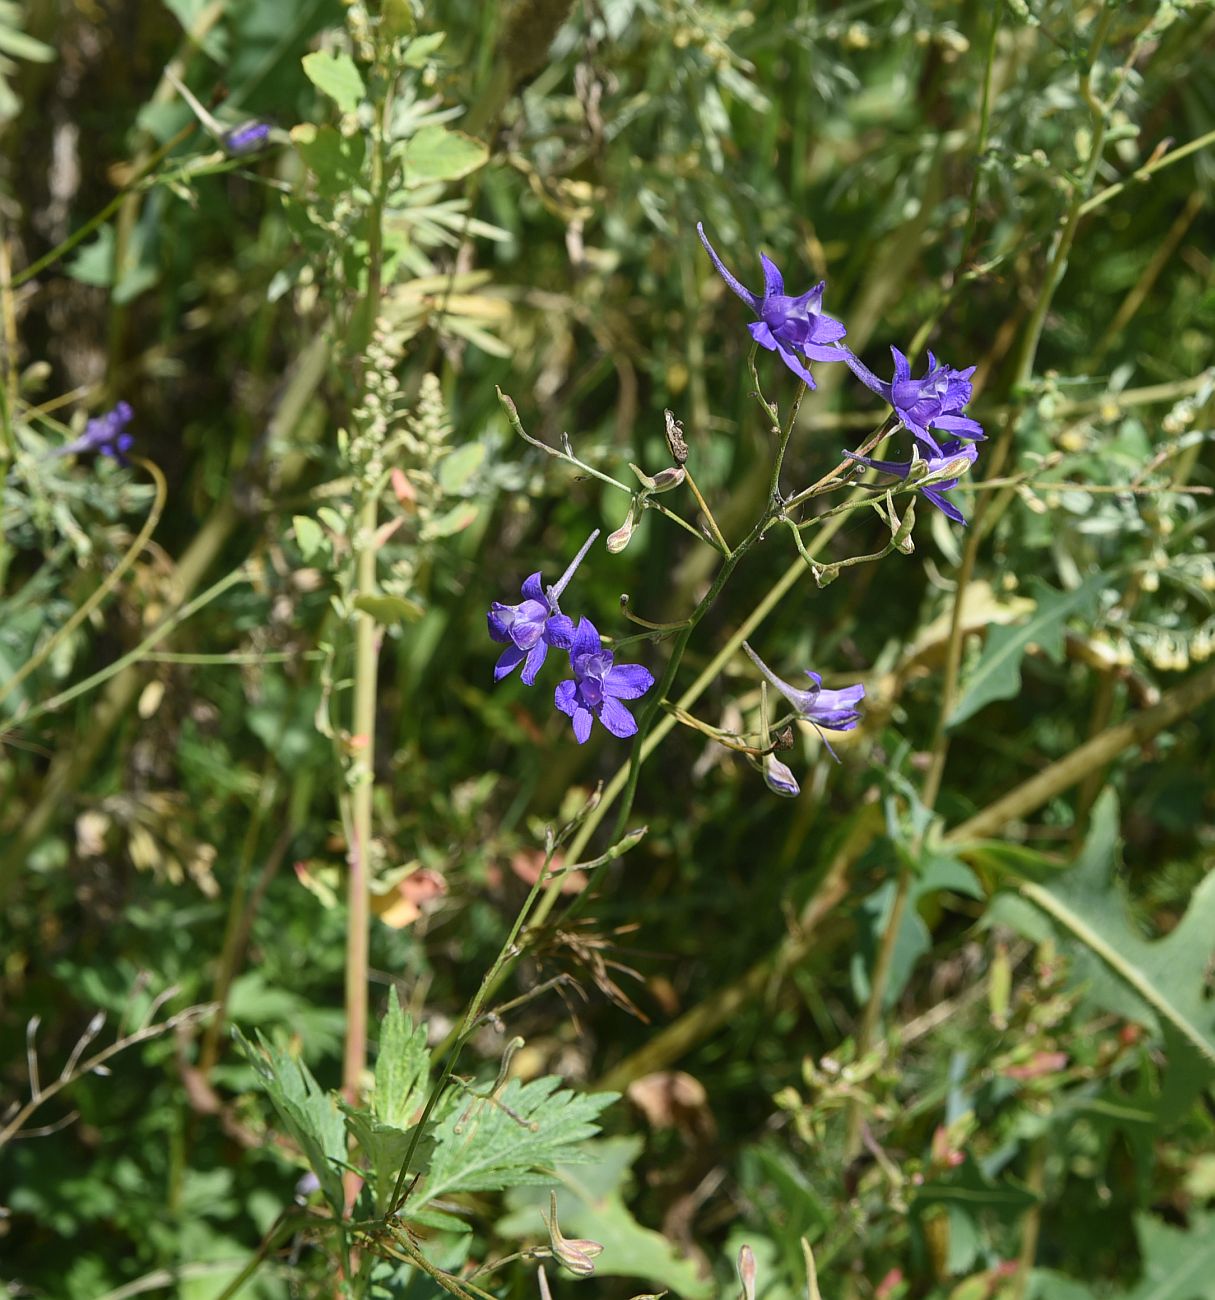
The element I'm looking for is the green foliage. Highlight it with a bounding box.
[3,0,1214,1296]
[992,791,1215,1107]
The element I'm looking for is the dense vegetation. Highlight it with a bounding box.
[2,2,1213,1297]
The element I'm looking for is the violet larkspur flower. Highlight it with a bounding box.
[845,347,984,454]
[554,618,654,744]
[488,530,598,685]
[223,122,271,154]
[57,402,135,463]
[845,438,979,526]
[696,222,847,388]
[743,641,864,758]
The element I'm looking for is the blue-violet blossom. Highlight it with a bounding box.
[743,642,864,756]
[554,617,654,744]
[487,530,598,685]
[224,122,271,154]
[58,402,135,463]
[696,222,847,388]
[845,438,979,526]
[844,347,983,455]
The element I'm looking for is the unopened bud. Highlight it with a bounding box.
[542,1192,604,1277]
[737,1245,758,1300]
[763,754,801,799]
[606,500,640,553]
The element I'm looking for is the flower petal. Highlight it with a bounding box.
[696,223,762,312]
[748,320,777,351]
[922,486,968,526]
[520,640,548,686]
[572,706,594,744]
[569,617,600,659]
[775,344,817,388]
[554,679,578,716]
[521,572,546,603]
[544,614,575,649]
[603,663,654,699]
[759,253,785,300]
[598,697,638,739]
[487,605,512,643]
[494,644,526,681]
[933,414,986,440]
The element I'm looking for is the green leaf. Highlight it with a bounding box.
[373,988,431,1129]
[354,593,425,625]
[401,124,488,185]
[948,572,1106,727]
[1111,1211,1215,1300]
[301,50,365,114]
[293,515,325,560]
[420,502,478,541]
[498,1137,713,1298]
[852,849,984,1010]
[437,442,485,494]
[401,32,445,66]
[291,124,366,197]
[342,1106,434,1217]
[0,24,54,61]
[417,1077,616,1205]
[235,1030,346,1213]
[992,792,1215,1105]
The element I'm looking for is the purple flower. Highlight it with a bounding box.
[554,618,654,744]
[488,531,598,685]
[845,438,979,526]
[696,222,848,388]
[844,347,983,455]
[743,642,864,757]
[224,122,271,154]
[58,402,135,463]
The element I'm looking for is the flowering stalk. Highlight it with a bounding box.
[343,39,395,1117]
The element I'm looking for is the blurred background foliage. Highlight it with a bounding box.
[1,0,1214,1296]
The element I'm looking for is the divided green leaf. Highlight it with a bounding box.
[416,1077,616,1208]
[373,987,431,1129]
[235,1029,346,1213]
[948,572,1106,727]
[990,791,1215,1108]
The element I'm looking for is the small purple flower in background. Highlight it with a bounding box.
[488,530,598,685]
[845,438,979,526]
[743,642,864,760]
[696,222,848,388]
[55,402,135,464]
[845,347,983,454]
[223,122,271,154]
[554,618,654,744]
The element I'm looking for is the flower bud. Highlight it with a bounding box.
[606,499,640,553]
[737,1245,758,1300]
[763,753,801,798]
[542,1192,604,1277]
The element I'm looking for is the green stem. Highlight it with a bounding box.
[17,566,248,725]
[0,458,167,713]
[343,60,395,1113]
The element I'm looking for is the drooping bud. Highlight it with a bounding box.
[763,753,801,798]
[737,1244,758,1300]
[542,1191,604,1277]
[606,498,640,553]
